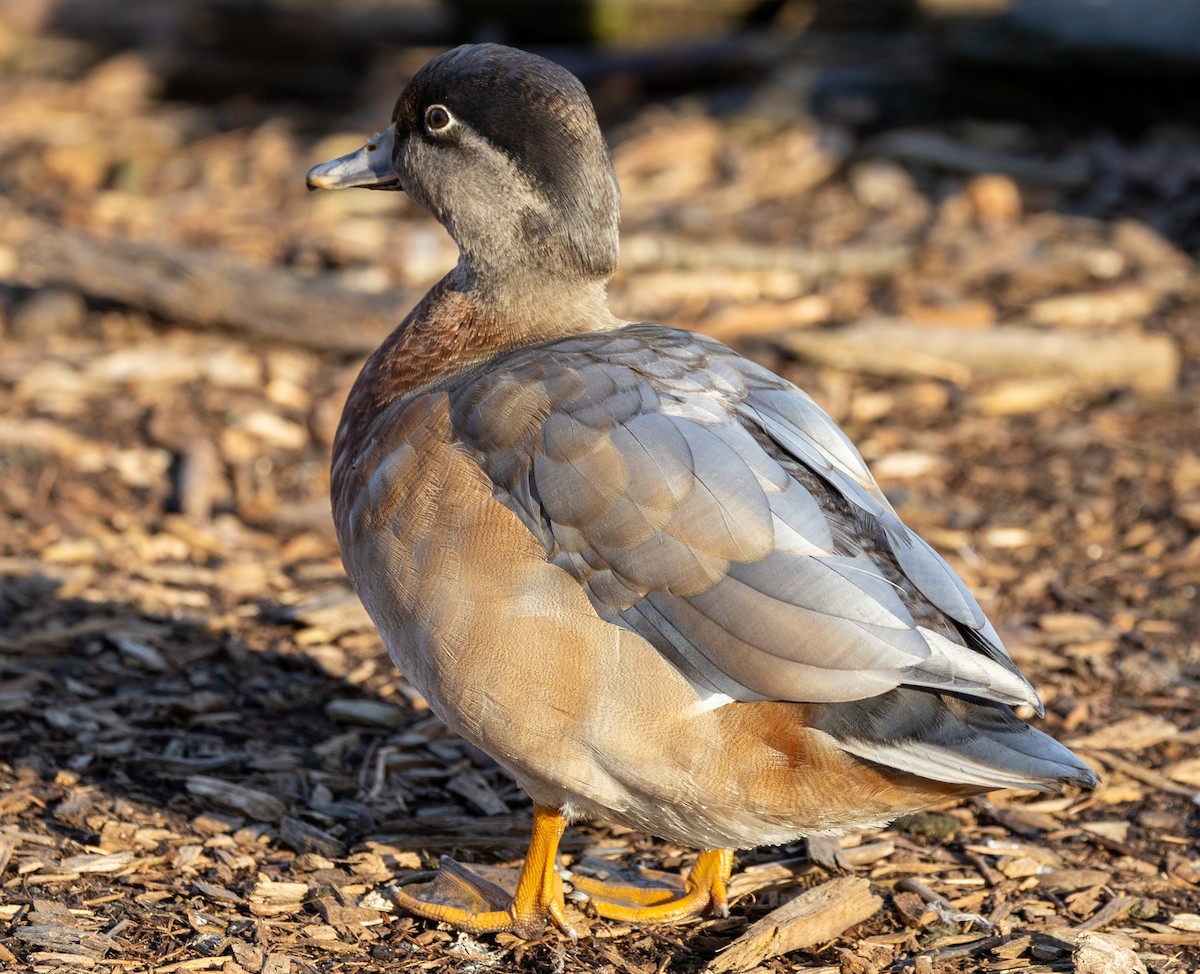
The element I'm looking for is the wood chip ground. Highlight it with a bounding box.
[1,7,1197,973]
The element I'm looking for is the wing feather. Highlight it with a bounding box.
[450,324,1040,713]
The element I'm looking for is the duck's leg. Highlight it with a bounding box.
[390,805,577,940]
[568,848,734,923]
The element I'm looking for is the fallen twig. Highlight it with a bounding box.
[780,317,1180,393]
[0,199,404,355]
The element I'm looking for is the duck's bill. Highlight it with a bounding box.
[306,123,401,191]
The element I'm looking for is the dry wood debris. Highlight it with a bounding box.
[1,6,1198,974]
[708,877,883,972]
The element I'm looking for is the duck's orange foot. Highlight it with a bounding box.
[391,857,575,939]
[565,848,734,924]
[389,807,577,941]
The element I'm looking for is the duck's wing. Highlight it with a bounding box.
[448,323,1040,713]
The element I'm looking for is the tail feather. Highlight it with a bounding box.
[814,688,1099,792]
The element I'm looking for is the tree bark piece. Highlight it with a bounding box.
[0,199,405,355]
[780,317,1180,394]
[621,232,913,278]
[707,875,882,973]
[1073,931,1148,974]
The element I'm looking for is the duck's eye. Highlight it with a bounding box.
[425,105,453,132]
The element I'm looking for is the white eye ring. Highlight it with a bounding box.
[425,104,454,133]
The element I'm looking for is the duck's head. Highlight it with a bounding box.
[307,44,620,287]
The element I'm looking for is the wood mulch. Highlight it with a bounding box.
[1,8,1198,973]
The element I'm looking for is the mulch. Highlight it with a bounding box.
[1,10,1198,974]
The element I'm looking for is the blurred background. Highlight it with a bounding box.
[1,1,1198,971]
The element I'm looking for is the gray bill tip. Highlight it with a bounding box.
[306,122,401,191]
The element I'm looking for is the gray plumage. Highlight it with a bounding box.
[445,323,1093,791]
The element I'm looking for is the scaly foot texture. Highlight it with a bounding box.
[567,849,734,923]
[389,807,576,940]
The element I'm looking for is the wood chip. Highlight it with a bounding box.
[250,880,309,905]
[1075,897,1136,933]
[726,858,808,899]
[1069,715,1181,751]
[706,877,881,973]
[279,816,346,858]
[261,955,294,974]
[1036,869,1111,893]
[185,776,287,823]
[284,589,374,636]
[446,770,510,817]
[324,698,407,728]
[1073,931,1147,974]
[58,852,137,874]
[1028,284,1159,328]
[1166,756,1200,787]
[1080,820,1129,843]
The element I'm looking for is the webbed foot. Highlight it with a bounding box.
[565,848,734,924]
[390,806,577,940]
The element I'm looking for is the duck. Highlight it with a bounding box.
[306,43,1097,941]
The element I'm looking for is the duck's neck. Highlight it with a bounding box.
[336,262,623,448]
[457,258,620,341]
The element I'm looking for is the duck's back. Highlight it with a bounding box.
[443,324,1031,705]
